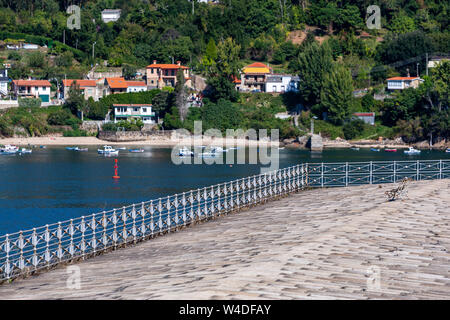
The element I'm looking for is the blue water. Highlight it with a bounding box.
[0,146,447,235]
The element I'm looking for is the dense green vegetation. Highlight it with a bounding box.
[0,1,448,142]
[0,105,82,137]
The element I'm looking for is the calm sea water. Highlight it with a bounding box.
[0,146,447,235]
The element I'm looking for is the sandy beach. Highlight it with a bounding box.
[1,179,449,299]
[0,136,279,147]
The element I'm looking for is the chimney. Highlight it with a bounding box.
[177,61,181,66]
[406,68,410,77]
[153,60,157,65]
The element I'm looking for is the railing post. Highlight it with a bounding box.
[18,231,24,271]
[417,160,420,181]
[69,220,74,259]
[112,209,117,247]
[45,225,50,267]
[57,222,63,262]
[321,162,324,188]
[132,204,137,243]
[345,162,349,187]
[393,161,397,183]
[439,160,442,179]
[80,217,85,259]
[370,161,373,184]
[4,234,11,280]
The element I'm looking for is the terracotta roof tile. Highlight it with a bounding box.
[13,80,51,87]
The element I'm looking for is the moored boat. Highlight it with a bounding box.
[370,148,380,152]
[446,148,450,153]
[129,148,144,153]
[19,148,32,154]
[179,147,194,157]
[385,148,397,152]
[98,145,119,155]
[404,147,421,155]
[76,148,88,152]
[0,145,19,154]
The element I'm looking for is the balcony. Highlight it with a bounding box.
[244,78,265,85]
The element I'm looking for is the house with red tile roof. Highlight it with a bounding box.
[238,62,272,92]
[126,81,147,93]
[104,77,128,95]
[12,79,52,102]
[387,76,423,90]
[146,60,191,89]
[62,79,98,101]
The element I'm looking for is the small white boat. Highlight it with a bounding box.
[0,145,19,154]
[179,147,194,157]
[19,148,32,154]
[350,147,360,151]
[404,147,421,155]
[98,145,119,155]
[116,147,127,150]
[76,148,88,152]
[445,148,450,153]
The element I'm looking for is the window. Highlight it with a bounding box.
[35,87,38,91]
[142,108,147,112]
[151,69,154,74]
[134,108,139,112]
[151,80,154,84]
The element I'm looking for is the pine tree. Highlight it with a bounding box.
[320,63,353,125]
[297,42,333,107]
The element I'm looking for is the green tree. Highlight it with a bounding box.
[320,63,353,125]
[296,42,333,107]
[431,61,450,111]
[64,81,87,121]
[206,37,241,103]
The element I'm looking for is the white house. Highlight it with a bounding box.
[0,68,9,97]
[265,74,299,93]
[113,104,156,124]
[387,77,423,90]
[101,9,121,23]
[126,81,147,93]
[12,80,52,102]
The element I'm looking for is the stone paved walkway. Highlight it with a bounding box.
[0,179,449,299]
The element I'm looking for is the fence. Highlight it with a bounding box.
[0,159,449,282]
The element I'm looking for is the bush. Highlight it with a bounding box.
[47,109,72,125]
[18,97,41,108]
[343,119,366,140]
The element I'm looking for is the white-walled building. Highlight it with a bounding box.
[265,74,299,93]
[387,77,423,90]
[12,80,52,102]
[113,104,156,124]
[126,81,147,93]
[0,69,8,97]
[101,9,122,23]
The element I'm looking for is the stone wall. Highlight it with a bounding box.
[98,130,175,142]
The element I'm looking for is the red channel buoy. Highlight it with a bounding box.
[112,159,120,179]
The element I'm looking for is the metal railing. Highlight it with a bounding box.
[0,159,449,282]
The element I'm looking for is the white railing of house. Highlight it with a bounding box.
[0,159,449,282]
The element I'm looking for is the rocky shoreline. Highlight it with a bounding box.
[281,135,450,150]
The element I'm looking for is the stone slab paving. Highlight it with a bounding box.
[0,179,449,299]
